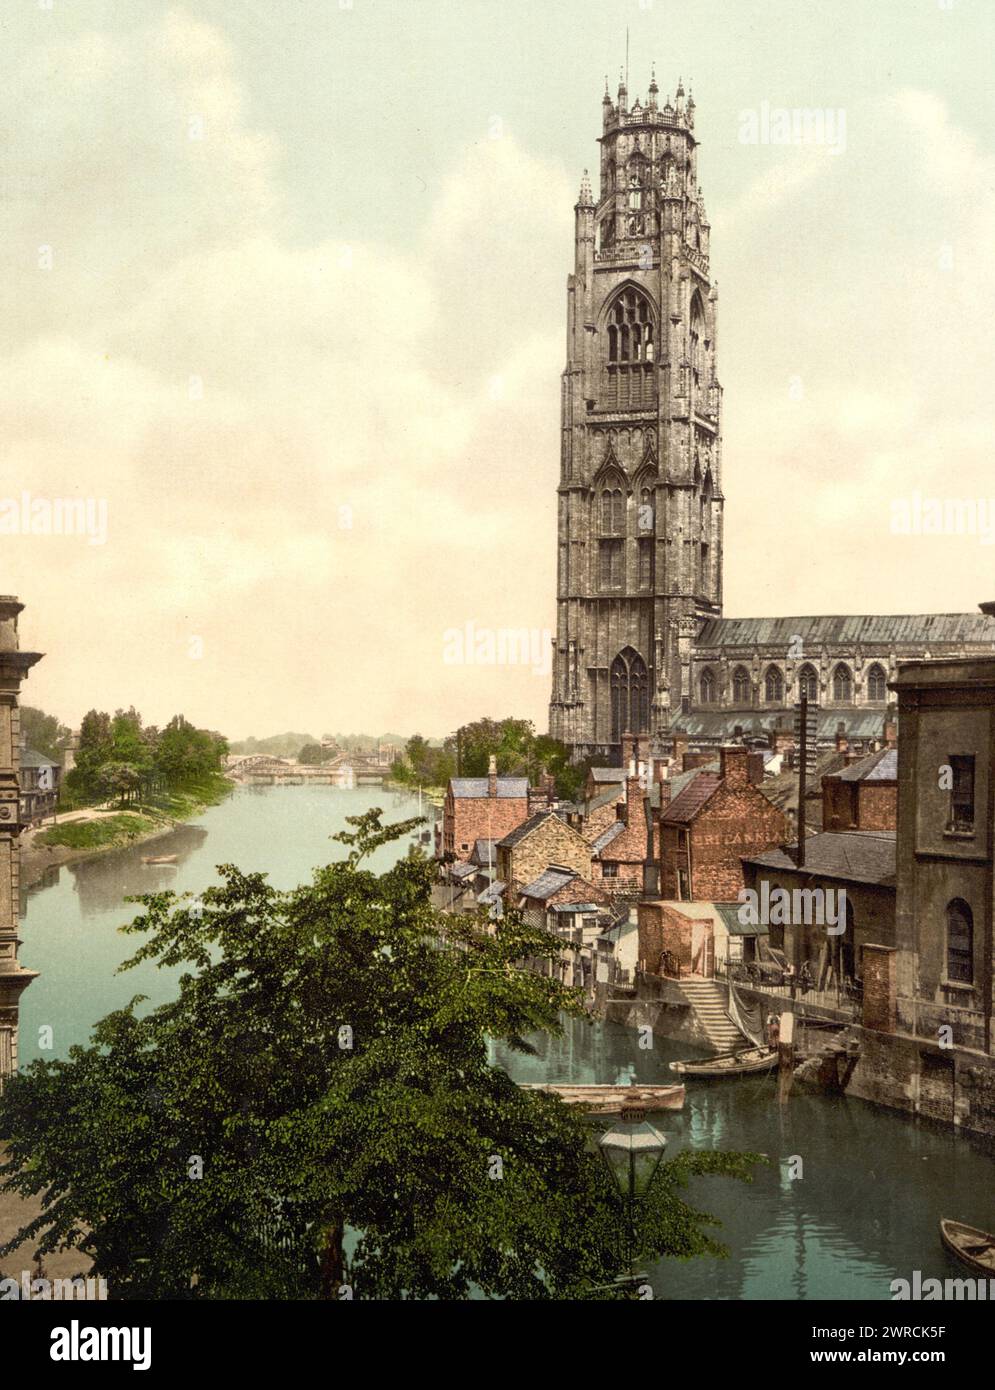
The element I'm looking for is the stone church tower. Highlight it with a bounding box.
[548,74,722,761]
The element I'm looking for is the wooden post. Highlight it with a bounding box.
[777,1009,795,1106]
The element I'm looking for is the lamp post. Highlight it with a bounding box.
[598,1100,667,1294]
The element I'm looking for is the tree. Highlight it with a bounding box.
[0,810,760,1300]
[298,744,334,766]
[96,761,144,808]
[65,709,114,801]
[19,706,71,764]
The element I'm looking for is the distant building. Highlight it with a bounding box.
[19,747,61,826]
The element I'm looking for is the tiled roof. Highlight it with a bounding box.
[496,810,554,850]
[697,612,995,648]
[742,830,897,887]
[661,773,722,824]
[829,747,898,783]
[520,866,578,900]
[450,777,529,799]
[591,820,626,854]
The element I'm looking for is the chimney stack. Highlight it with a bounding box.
[835,721,848,755]
[883,710,897,748]
[488,754,497,799]
[719,745,749,787]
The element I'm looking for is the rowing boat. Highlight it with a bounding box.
[668,1046,777,1078]
[142,853,179,865]
[939,1219,995,1274]
[519,1083,686,1114]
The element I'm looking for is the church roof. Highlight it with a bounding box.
[669,710,888,742]
[696,612,995,649]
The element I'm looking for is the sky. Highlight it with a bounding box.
[3,0,994,741]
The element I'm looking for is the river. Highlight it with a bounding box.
[18,784,995,1300]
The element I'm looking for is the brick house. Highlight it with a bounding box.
[638,899,768,979]
[440,757,529,860]
[822,746,897,833]
[496,810,593,897]
[590,771,658,894]
[658,745,787,901]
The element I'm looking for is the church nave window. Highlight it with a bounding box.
[866,663,887,702]
[699,667,716,704]
[832,663,853,703]
[797,664,819,703]
[732,666,751,704]
[764,665,785,704]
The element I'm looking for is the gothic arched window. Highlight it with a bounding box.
[611,647,650,741]
[867,664,887,702]
[690,292,707,396]
[699,667,716,705]
[946,898,974,984]
[732,666,751,704]
[798,664,819,703]
[638,487,654,533]
[765,666,784,703]
[604,288,656,409]
[600,488,624,534]
[832,663,853,703]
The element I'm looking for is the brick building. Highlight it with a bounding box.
[440,757,529,860]
[658,745,786,901]
[821,746,897,833]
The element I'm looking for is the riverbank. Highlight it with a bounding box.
[20,778,232,891]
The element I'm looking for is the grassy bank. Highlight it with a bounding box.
[38,775,232,852]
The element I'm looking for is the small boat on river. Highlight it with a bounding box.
[939,1219,995,1274]
[669,1046,777,1078]
[519,1083,685,1114]
[142,853,179,866]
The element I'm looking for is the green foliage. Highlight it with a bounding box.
[393,734,455,789]
[228,733,317,758]
[19,706,71,763]
[0,809,761,1300]
[298,743,336,766]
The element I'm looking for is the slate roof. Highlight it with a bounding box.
[714,901,770,937]
[470,838,499,866]
[450,777,528,799]
[477,880,505,906]
[590,820,626,854]
[742,830,897,887]
[21,747,58,768]
[520,866,578,901]
[450,861,478,881]
[829,747,898,783]
[661,773,723,824]
[496,810,555,850]
[696,613,995,648]
[668,710,892,741]
[589,767,626,783]
[588,786,626,814]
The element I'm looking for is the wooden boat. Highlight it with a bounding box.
[668,1046,777,1078]
[142,853,179,865]
[939,1219,995,1274]
[519,1083,685,1114]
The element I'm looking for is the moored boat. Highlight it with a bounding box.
[939,1219,995,1274]
[519,1083,686,1114]
[668,1046,777,1078]
[142,853,179,865]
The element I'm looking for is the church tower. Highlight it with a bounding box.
[548,74,723,760]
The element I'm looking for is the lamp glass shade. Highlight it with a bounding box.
[598,1116,667,1197]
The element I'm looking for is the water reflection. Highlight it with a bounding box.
[491,1016,995,1301]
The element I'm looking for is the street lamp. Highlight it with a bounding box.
[598,1100,667,1294]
